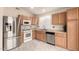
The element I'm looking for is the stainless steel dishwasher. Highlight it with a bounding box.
[46,32,55,45]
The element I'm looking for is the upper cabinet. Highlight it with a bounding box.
[52,12,66,25]
[59,12,66,25]
[67,8,79,20]
[31,16,38,25]
[52,14,59,25]
[22,16,31,20]
[19,15,38,25]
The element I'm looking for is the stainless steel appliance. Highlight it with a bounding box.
[3,16,18,51]
[22,20,32,42]
[46,32,55,45]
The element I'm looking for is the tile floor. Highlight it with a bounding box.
[12,39,68,51]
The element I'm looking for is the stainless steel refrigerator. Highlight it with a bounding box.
[3,16,20,51]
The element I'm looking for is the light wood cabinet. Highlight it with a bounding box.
[67,8,79,50]
[17,15,24,46]
[67,20,79,50]
[59,12,66,25]
[32,30,36,39]
[31,16,38,25]
[52,14,59,25]
[52,12,66,25]
[36,30,46,42]
[67,8,79,20]
[55,32,67,48]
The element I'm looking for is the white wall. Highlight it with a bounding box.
[0,8,4,51]
[0,7,33,51]
[0,16,3,51]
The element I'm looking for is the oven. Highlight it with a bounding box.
[24,30,32,42]
[22,20,32,42]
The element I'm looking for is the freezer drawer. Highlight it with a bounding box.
[7,38,13,50]
[4,37,17,51]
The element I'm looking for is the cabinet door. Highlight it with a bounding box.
[40,32,46,42]
[59,12,66,25]
[55,37,66,48]
[67,8,78,20]
[31,16,38,25]
[31,17,35,25]
[32,30,36,39]
[36,31,41,40]
[52,14,59,25]
[17,15,24,46]
[67,20,78,50]
[36,31,46,42]
[55,33,67,48]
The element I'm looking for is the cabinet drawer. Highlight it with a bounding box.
[55,33,66,38]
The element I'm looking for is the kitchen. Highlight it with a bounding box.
[0,7,79,51]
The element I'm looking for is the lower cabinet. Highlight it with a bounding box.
[32,30,36,39]
[55,32,67,48]
[36,30,46,42]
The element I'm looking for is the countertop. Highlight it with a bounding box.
[32,28,67,34]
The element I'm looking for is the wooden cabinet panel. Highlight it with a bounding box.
[67,8,78,20]
[31,17,35,25]
[36,31,41,40]
[40,32,46,41]
[32,30,36,39]
[55,32,66,38]
[17,15,24,46]
[22,16,31,20]
[55,37,66,48]
[52,14,59,25]
[55,33,67,48]
[31,16,38,25]
[67,8,79,51]
[59,12,66,25]
[67,20,79,50]
[36,30,46,42]
[52,12,66,25]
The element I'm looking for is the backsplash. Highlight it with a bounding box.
[38,15,52,29]
[51,25,64,31]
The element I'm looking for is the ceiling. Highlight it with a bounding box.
[21,7,70,15]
